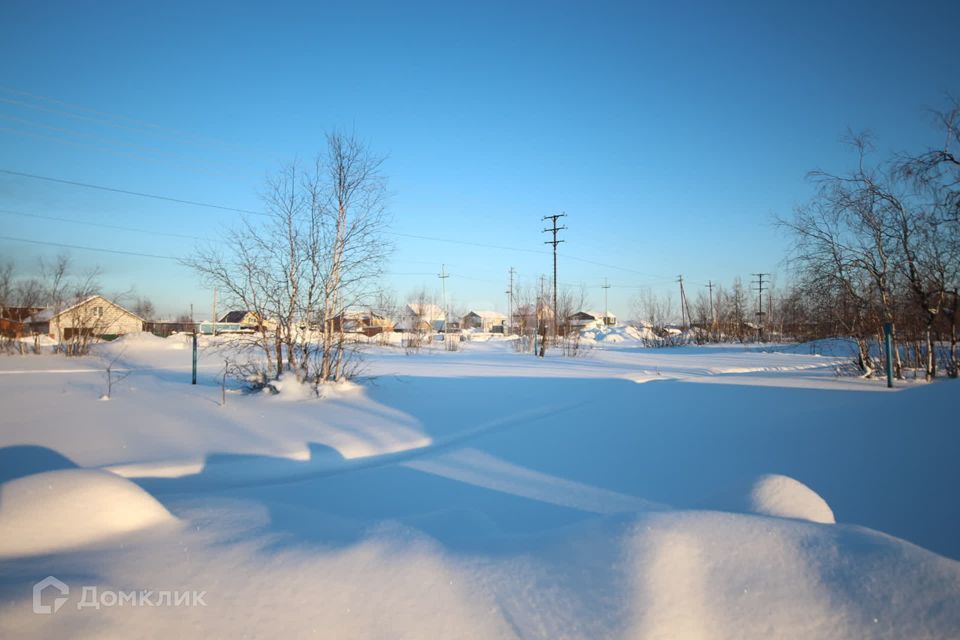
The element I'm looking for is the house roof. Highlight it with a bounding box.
[0,307,44,322]
[220,310,256,323]
[404,303,445,320]
[572,310,615,320]
[465,310,505,320]
[25,308,55,323]
[51,295,145,322]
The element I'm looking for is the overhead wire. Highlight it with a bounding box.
[1,167,699,287]
[0,208,205,240]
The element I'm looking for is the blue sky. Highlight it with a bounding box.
[0,0,957,319]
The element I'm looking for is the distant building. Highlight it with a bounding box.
[197,310,271,334]
[0,307,43,338]
[396,303,446,332]
[29,295,144,342]
[331,310,395,336]
[462,310,506,333]
[568,310,617,331]
[219,310,265,328]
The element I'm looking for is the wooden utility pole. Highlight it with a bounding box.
[506,267,515,335]
[601,277,611,323]
[212,287,218,337]
[677,275,691,330]
[438,264,449,332]
[542,213,567,340]
[537,274,547,357]
[752,273,768,342]
[706,280,716,336]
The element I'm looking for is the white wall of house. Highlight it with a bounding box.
[50,296,144,341]
[463,311,506,332]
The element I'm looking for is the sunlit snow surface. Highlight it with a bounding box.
[1,333,958,638]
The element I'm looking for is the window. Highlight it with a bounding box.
[96,306,103,317]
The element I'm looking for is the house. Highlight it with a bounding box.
[567,310,617,331]
[219,310,265,328]
[511,304,554,334]
[462,310,506,333]
[197,310,273,335]
[331,309,395,336]
[396,303,446,332]
[0,307,43,338]
[33,295,144,342]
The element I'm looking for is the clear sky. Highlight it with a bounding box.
[0,0,957,319]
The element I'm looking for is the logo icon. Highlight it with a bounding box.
[33,576,69,614]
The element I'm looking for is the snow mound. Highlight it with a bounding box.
[0,469,177,558]
[701,473,836,524]
[105,331,189,351]
[616,510,960,638]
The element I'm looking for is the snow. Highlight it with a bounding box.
[701,474,836,524]
[1,337,958,637]
[0,469,177,558]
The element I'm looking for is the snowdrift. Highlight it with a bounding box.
[0,469,177,558]
[700,473,836,524]
[580,324,661,343]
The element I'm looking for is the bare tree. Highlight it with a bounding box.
[132,297,156,322]
[184,132,390,388]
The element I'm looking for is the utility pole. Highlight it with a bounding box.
[677,275,690,330]
[438,264,449,333]
[706,280,716,337]
[601,278,611,324]
[506,267,515,336]
[212,287,218,337]
[537,274,547,357]
[542,213,567,340]
[752,273,768,342]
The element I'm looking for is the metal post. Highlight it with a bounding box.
[192,332,198,385]
[884,322,894,388]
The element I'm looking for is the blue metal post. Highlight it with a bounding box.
[883,322,894,389]
[192,332,198,385]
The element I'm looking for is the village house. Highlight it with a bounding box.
[462,310,506,333]
[331,309,395,336]
[0,307,44,339]
[567,310,617,332]
[28,295,144,342]
[396,302,446,333]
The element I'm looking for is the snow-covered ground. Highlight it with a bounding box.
[1,332,958,638]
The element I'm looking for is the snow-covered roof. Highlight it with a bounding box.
[24,308,54,323]
[465,310,505,320]
[52,295,145,322]
[403,303,446,321]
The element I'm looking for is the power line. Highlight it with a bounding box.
[386,230,546,256]
[0,168,264,215]
[0,113,252,176]
[0,208,204,240]
[0,234,181,260]
[1,167,703,290]
[0,125,243,179]
[0,85,270,156]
